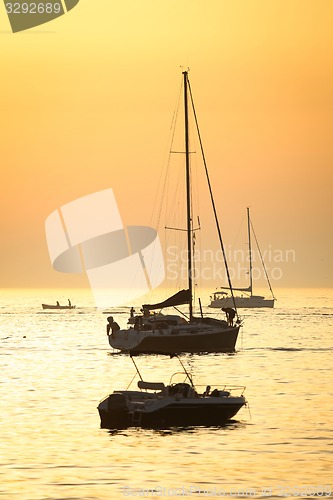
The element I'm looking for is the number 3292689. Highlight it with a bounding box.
[5,3,62,14]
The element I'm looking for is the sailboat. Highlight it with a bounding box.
[107,71,241,354]
[209,207,276,308]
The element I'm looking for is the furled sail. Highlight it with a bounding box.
[143,289,191,311]
[218,286,252,293]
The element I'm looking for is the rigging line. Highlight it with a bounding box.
[165,226,187,232]
[190,127,202,299]
[247,207,253,295]
[176,355,194,388]
[189,154,196,308]
[166,83,184,223]
[130,355,144,382]
[187,79,238,317]
[173,305,189,320]
[150,76,184,233]
[249,218,276,300]
[166,76,184,208]
[163,76,190,262]
[126,370,138,391]
[165,225,201,232]
[168,157,185,223]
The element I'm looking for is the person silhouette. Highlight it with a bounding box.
[106,316,120,335]
[221,307,236,326]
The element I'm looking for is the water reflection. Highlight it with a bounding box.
[105,420,248,438]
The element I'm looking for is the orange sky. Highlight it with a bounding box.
[0,0,332,289]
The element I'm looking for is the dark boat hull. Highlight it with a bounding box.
[209,296,274,309]
[98,397,245,429]
[110,325,240,354]
[42,304,75,310]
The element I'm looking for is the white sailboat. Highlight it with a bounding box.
[209,207,276,308]
[107,70,241,354]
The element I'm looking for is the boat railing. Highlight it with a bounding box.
[195,384,246,397]
[169,371,192,386]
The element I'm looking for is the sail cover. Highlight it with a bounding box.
[218,286,252,293]
[142,289,191,311]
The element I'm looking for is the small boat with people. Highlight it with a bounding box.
[97,356,247,429]
[42,299,75,310]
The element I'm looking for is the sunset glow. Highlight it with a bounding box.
[0,0,332,288]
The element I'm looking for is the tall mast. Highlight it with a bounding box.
[247,207,253,297]
[187,77,239,317]
[183,71,193,320]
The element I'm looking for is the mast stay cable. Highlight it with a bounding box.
[187,78,238,317]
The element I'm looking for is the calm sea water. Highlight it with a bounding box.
[1,288,332,500]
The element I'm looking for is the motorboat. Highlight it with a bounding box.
[97,356,247,429]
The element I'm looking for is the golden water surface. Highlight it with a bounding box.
[1,288,332,499]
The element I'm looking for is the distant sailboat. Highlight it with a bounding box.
[209,207,276,309]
